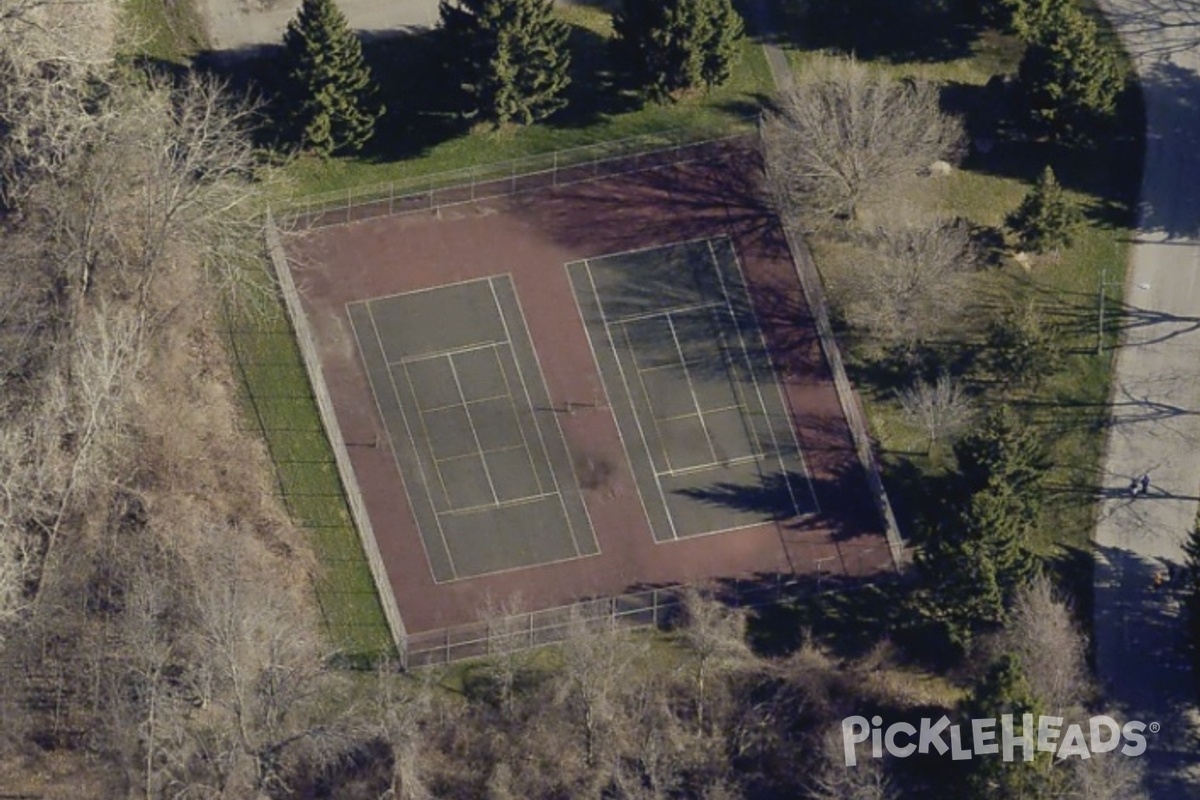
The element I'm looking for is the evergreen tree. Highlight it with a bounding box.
[282,0,384,156]
[965,655,1054,800]
[1012,0,1122,135]
[1007,166,1083,253]
[987,298,1062,386]
[914,533,1006,652]
[914,407,1045,651]
[614,0,744,102]
[953,405,1049,518]
[1184,521,1200,698]
[439,0,571,126]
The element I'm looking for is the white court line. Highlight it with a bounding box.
[348,273,500,305]
[421,392,511,415]
[659,405,741,423]
[433,443,528,465]
[584,261,680,540]
[656,453,763,478]
[622,323,678,474]
[410,362,465,506]
[435,491,559,518]
[486,341,545,496]
[359,303,459,580]
[714,238,819,516]
[665,310,718,466]
[609,300,723,326]
[561,235,724,268]
[447,353,500,505]
[488,276,590,555]
[706,238,800,518]
[390,339,505,366]
[564,261,646,547]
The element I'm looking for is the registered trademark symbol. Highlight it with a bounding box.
[1149,722,1161,734]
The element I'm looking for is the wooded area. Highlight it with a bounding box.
[0,0,1174,796]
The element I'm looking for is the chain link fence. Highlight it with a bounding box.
[278,121,759,228]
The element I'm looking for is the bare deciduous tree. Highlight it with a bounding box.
[843,219,977,349]
[677,587,753,732]
[1067,746,1149,800]
[764,57,964,227]
[811,727,896,800]
[1003,575,1089,713]
[897,371,973,452]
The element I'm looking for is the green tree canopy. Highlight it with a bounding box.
[914,407,1046,651]
[282,0,384,156]
[613,0,744,102]
[1008,165,1083,253]
[965,655,1054,800]
[1011,0,1122,135]
[439,0,571,126]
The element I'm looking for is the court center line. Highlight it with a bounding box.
[434,491,559,518]
[714,238,817,516]
[420,391,511,415]
[665,310,719,467]
[707,239,801,518]
[486,337,546,497]
[623,323,677,475]
[720,236,819,514]
[706,303,769,464]
[390,339,506,367]
[487,276,585,554]
[403,361,459,509]
[608,300,724,327]
[446,352,501,506]
[361,302,459,580]
[584,261,679,541]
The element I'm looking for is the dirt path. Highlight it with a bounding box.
[1093,1,1200,795]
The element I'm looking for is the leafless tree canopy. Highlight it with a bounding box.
[1003,575,1090,714]
[897,371,973,451]
[764,57,965,227]
[837,218,977,348]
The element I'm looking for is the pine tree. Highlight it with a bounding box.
[965,655,1054,800]
[1013,0,1122,135]
[953,405,1049,519]
[914,407,1045,651]
[1183,521,1200,697]
[282,0,384,155]
[614,0,744,102]
[1007,166,1082,253]
[439,0,571,126]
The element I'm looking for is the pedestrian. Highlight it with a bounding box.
[1141,474,1150,495]
[1129,479,1140,498]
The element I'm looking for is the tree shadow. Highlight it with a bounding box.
[779,0,988,64]
[939,75,1144,231]
[1093,542,1200,797]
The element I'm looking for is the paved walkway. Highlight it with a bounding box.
[1093,0,1200,795]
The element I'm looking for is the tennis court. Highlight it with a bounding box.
[568,237,819,543]
[348,276,598,582]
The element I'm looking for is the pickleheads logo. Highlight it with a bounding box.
[841,715,1153,766]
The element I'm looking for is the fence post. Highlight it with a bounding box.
[389,182,394,216]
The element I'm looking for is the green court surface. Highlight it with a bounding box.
[348,276,598,583]
[568,237,818,543]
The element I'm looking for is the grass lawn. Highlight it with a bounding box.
[121,0,208,64]
[224,279,396,662]
[277,3,773,197]
[777,0,1143,618]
